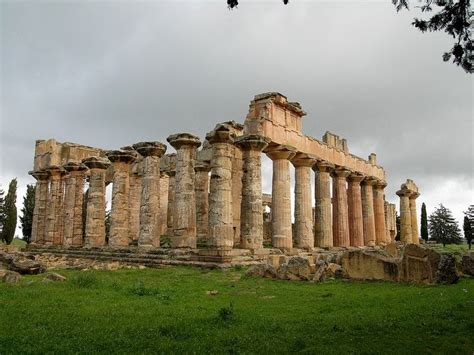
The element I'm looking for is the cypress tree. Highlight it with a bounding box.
[420,202,428,241]
[395,213,401,241]
[428,204,462,247]
[0,186,5,235]
[20,184,36,244]
[464,205,474,250]
[1,179,18,245]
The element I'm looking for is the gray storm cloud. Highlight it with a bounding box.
[1,0,472,236]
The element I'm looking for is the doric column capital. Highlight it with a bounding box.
[45,165,65,178]
[374,179,388,189]
[82,156,111,170]
[362,176,378,186]
[264,144,297,161]
[63,161,88,174]
[291,153,317,168]
[29,169,49,181]
[106,150,138,164]
[167,133,201,150]
[132,141,167,157]
[331,166,352,178]
[194,161,211,172]
[409,191,420,199]
[234,134,270,151]
[396,188,411,197]
[347,172,365,183]
[312,160,335,173]
[206,123,236,145]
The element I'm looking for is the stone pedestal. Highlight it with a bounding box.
[409,192,420,244]
[332,167,351,247]
[107,150,137,248]
[265,145,296,251]
[291,154,315,250]
[313,161,334,248]
[235,135,269,250]
[132,142,167,249]
[361,177,377,246]
[44,166,65,246]
[347,173,364,247]
[63,162,88,247]
[83,157,110,248]
[397,189,412,243]
[195,161,210,243]
[206,125,235,250]
[167,133,201,248]
[29,170,49,245]
[373,179,388,245]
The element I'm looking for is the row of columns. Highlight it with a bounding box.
[30,131,413,252]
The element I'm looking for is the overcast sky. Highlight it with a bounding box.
[1,0,472,238]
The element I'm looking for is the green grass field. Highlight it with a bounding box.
[1,267,473,354]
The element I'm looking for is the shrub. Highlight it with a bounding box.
[71,273,99,288]
[217,303,234,322]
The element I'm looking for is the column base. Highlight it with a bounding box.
[197,249,233,263]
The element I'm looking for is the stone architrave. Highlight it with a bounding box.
[291,153,316,250]
[132,141,167,249]
[409,192,420,245]
[194,161,211,243]
[347,172,365,247]
[396,189,413,244]
[235,134,269,250]
[332,167,351,247]
[83,157,111,248]
[373,179,388,245]
[265,145,296,251]
[29,170,49,245]
[361,177,377,246]
[63,162,88,247]
[106,150,137,248]
[167,133,201,248]
[313,161,334,248]
[44,166,65,246]
[206,125,235,250]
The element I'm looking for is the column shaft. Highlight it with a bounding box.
[195,163,210,243]
[30,170,49,245]
[128,163,142,244]
[361,178,376,246]
[347,174,364,247]
[373,181,388,245]
[314,162,333,248]
[332,168,351,247]
[44,167,63,246]
[232,146,243,246]
[409,193,420,244]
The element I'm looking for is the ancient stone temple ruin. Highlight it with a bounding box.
[28,92,420,263]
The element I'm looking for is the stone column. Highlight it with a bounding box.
[107,150,137,248]
[291,154,315,250]
[29,170,49,245]
[44,166,64,246]
[373,179,388,245]
[132,142,167,249]
[63,162,88,247]
[167,133,201,248]
[195,161,210,243]
[265,145,296,251]
[159,172,169,236]
[128,160,142,244]
[332,167,351,247]
[396,189,412,243]
[83,157,110,248]
[361,177,377,246]
[166,170,176,236]
[232,145,243,247]
[409,192,420,244]
[313,161,334,248]
[347,173,364,247]
[235,135,269,250]
[206,126,235,250]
